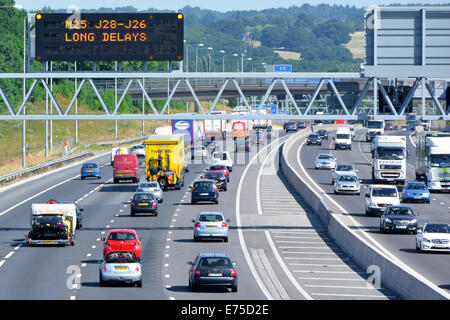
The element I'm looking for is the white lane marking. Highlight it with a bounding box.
[110,220,114,223]
[14,244,22,250]
[236,136,291,301]
[311,293,394,298]
[0,173,80,218]
[165,254,169,258]
[91,245,96,249]
[5,252,14,259]
[409,132,416,148]
[0,260,5,267]
[170,297,175,300]
[282,251,344,255]
[86,253,92,257]
[289,263,356,267]
[165,274,170,278]
[257,147,280,216]
[265,231,313,300]
[294,270,364,274]
[305,284,381,290]
[298,277,366,281]
[82,263,87,267]
[296,138,402,263]
[70,296,76,300]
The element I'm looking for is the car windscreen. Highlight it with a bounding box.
[134,193,156,201]
[424,224,450,233]
[199,257,232,268]
[368,121,383,128]
[198,214,224,222]
[205,172,224,179]
[336,165,353,172]
[108,232,136,241]
[386,207,414,216]
[318,130,327,135]
[338,175,357,182]
[372,188,397,197]
[83,163,97,168]
[105,252,137,263]
[406,183,427,190]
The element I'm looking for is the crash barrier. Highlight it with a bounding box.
[279,126,450,300]
[0,135,149,186]
[0,151,93,185]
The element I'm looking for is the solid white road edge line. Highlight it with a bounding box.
[291,130,450,299]
[236,136,290,301]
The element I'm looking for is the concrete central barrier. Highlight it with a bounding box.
[279,126,450,300]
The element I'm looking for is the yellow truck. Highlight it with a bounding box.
[145,135,188,190]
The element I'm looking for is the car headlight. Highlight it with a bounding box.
[422,238,431,243]
[410,219,417,224]
[369,202,378,208]
[405,192,412,196]
[384,218,392,223]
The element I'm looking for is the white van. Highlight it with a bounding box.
[334,127,352,150]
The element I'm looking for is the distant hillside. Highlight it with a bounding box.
[50,4,366,72]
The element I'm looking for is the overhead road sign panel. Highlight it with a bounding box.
[35,13,184,62]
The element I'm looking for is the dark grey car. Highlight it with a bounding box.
[380,205,419,234]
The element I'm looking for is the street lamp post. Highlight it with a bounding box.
[220,50,225,72]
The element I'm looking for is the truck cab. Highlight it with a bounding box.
[366,120,385,142]
[372,136,407,184]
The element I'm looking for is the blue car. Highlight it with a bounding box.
[81,162,101,180]
[402,181,430,204]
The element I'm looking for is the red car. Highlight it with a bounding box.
[385,123,394,131]
[207,164,230,182]
[103,229,142,259]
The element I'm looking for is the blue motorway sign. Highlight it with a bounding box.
[273,65,292,72]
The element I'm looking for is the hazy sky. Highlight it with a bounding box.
[18,0,450,12]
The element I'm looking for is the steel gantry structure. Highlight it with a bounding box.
[0,71,448,121]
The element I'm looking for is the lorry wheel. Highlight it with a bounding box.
[158,178,168,190]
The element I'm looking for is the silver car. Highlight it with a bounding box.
[334,174,361,195]
[332,164,358,184]
[137,181,163,203]
[315,153,336,170]
[192,211,230,242]
[99,251,142,287]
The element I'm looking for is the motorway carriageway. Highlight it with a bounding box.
[293,127,450,294]
[0,129,394,300]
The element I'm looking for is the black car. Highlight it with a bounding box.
[317,129,328,140]
[204,171,228,191]
[130,192,158,216]
[191,180,219,204]
[28,214,69,241]
[380,205,419,234]
[188,253,237,292]
[306,133,322,145]
[284,122,297,132]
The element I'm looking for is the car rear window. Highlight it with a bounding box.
[35,215,64,224]
[309,134,319,138]
[108,232,136,241]
[318,154,332,159]
[199,257,232,268]
[134,193,156,201]
[407,183,427,190]
[83,163,97,168]
[194,181,215,190]
[199,214,224,222]
[205,172,224,179]
[210,165,226,170]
